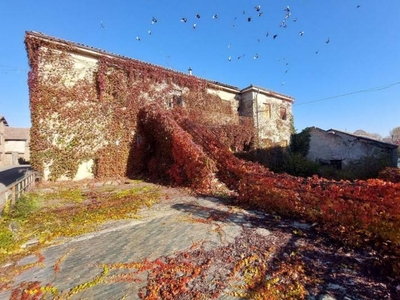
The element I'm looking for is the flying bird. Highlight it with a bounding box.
[151,17,157,24]
[273,34,278,39]
[255,5,261,12]
[293,18,297,22]
[193,23,197,29]
[248,17,252,22]
[266,31,269,37]
[100,21,106,29]
[136,36,141,41]
[284,6,290,13]
[196,14,201,18]
[258,12,263,17]
[325,37,330,44]
[181,17,187,23]
[212,14,218,19]
[228,56,232,61]
[299,31,304,36]
[357,5,361,8]
[147,30,151,35]
[253,54,259,59]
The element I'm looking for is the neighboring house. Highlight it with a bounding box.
[4,127,30,166]
[0,116,30,167]
[0,115,9,166]
[307,127,398,169]
[25,31,294,180]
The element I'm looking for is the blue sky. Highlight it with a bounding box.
[1,0,399,138]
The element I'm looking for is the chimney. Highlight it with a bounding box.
[188,67,192,75]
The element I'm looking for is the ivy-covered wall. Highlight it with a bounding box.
[25,31,293,181]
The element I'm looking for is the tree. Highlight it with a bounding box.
[353,129,382,141]
[390,126,400,145]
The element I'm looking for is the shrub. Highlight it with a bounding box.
[235,148,319,178]
[282,153,320,178]
[378,167,400,183]
[339,154,392,180]
[18,157,30,165]
[290,127,311,156]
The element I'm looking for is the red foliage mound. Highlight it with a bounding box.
[131,105,400,277]
[128,105,217,192]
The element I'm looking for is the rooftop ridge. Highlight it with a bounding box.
[25,31,241,92]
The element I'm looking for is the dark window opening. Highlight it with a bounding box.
[330,160,342,170]
[170,95,184,108]
[264,103,271,118]
[280,107,287,120]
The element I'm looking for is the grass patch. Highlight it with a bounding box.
[0,181,161,265]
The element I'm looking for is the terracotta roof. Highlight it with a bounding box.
[4,127,30,140]
[25,31,241,92]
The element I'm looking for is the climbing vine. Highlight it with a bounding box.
[25,33,254,180]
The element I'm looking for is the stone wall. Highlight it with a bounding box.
[307,127,398,167]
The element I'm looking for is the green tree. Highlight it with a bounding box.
[290,127,311,156]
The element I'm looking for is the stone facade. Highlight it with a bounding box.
[3,128,30,166]
[0,116,8,167]
[0,116,30,167]
[307,127,398,168]
[25,31,294,180]
[239,85,293,148]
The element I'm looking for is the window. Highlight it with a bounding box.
[280,107,287,120]
[169,95,184,108]
[330,160,342,170]
[264,103,271,118]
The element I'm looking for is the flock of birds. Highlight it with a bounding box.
[100,4,361,85]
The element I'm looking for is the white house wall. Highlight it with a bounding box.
[207,87,239,111]
[37,46,109,181]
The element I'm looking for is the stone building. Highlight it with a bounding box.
[25,31,294,180]
[239,85,293,148]
[307,127,398,169]
[0,116,30,167]
[0,116,8,166]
